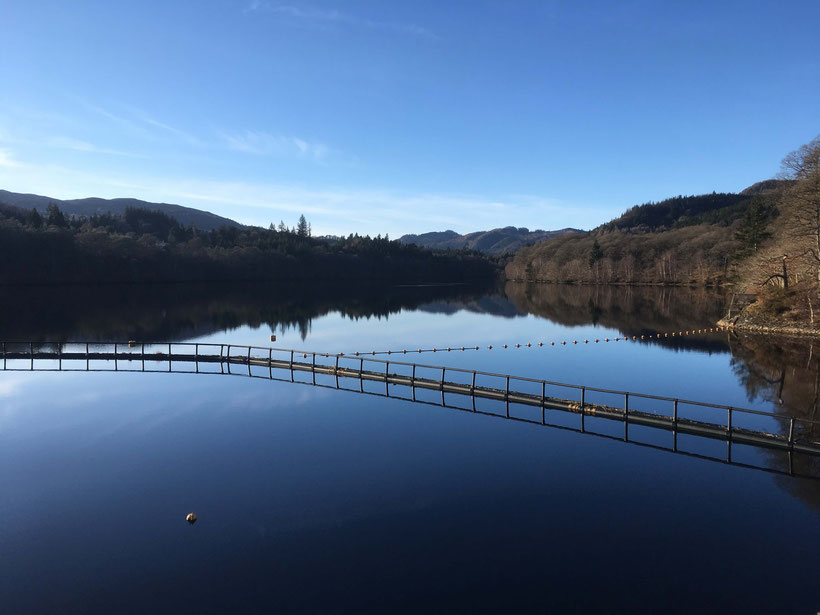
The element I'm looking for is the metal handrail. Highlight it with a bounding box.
[4,340,820,429]
[1,340,817,480]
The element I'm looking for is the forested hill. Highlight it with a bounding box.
[506,181,790,285]
[399,226,580,254]
[0,202,499,285]
[0,189,242,231]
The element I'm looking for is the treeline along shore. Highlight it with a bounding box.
[0,204,500,285]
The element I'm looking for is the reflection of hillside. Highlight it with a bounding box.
[504,282,728,352]
[418,295,524,318]
[0,281,499,342]
[728,334,820,511]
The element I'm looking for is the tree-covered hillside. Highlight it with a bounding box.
[0,203,500,285]
[0,189,242,231]
[506,181,787,286]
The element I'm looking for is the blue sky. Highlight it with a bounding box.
[0,1,818,236]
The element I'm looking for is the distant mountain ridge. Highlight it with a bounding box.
[399,226,580,254]
[0,189,242,231]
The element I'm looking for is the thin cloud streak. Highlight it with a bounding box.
[49,137,145,158]
[220,130,331,161]
[247,2,440,40]
[71,101,336,163]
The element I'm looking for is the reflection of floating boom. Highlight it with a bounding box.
[3,341,820,462]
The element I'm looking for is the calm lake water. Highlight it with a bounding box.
[1,281,818,614]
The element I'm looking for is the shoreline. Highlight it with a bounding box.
[717,318,820,339]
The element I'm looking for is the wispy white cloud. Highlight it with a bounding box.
[49,136,145,158]
[247,2,439,40]
[124,105,207,147]
[80,101,152,137]
[80,101,206,148]
[220,130,331,161]
[0,147,21,167]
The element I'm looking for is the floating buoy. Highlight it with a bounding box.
[605,338,610,342]
[128,340,137,348]
[387,350,391,355]
[186,513,197,525]
[474,346,479,350]
[640,335,644,340]
[572,340,577,344]
[595,339,599,343]
[402,350,407,354]
[355,351,360,356]
[551,342,555,346]
[503,344,508,348]
[269,335,276,342]
[526,343,531,347]
[539,342,543,347]
[488,345,493,349]
[515,343,520,348]
[447,347,451,351]
[584,340,589,344]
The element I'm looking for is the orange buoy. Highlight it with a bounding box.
[186,513,197,525]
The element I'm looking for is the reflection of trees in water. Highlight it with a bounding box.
[505,282,728,352]
[728,334,820,511]
[0,281,500,343]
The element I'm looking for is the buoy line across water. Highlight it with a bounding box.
[338,324,733,357]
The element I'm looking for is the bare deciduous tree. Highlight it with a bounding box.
[779,136,820,296]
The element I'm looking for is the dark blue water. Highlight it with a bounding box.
[1,283,818,613]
